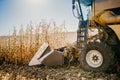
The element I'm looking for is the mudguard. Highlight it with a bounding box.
[108,25,120,40]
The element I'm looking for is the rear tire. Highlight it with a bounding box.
[79,42,115,72]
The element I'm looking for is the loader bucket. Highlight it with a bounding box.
[39,50,64,66]
[29,43,64,66]
[29,43,50,66]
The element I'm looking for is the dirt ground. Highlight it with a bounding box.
[0,63,120,80]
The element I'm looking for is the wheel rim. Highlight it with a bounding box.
[86,50,103,68]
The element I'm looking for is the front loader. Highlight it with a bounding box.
[29,0,120,72]
[73,0,120,72]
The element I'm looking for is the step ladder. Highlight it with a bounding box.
[77,26,88,50]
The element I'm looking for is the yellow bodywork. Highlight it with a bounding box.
[108,25,120,40]
[92,9,120,40]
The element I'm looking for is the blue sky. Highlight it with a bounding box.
[0,0,78,36]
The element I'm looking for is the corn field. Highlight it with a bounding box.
[0,21,68,65]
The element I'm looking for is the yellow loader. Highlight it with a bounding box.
[73,0,120,72]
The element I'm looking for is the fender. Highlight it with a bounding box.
[108,25,120,40]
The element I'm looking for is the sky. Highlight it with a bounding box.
[0,0,78,36]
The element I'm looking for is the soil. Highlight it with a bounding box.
[0,63,120,80]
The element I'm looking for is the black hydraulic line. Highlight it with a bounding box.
[77,0,84,21]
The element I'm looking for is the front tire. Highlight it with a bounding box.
[79,42,115,72]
